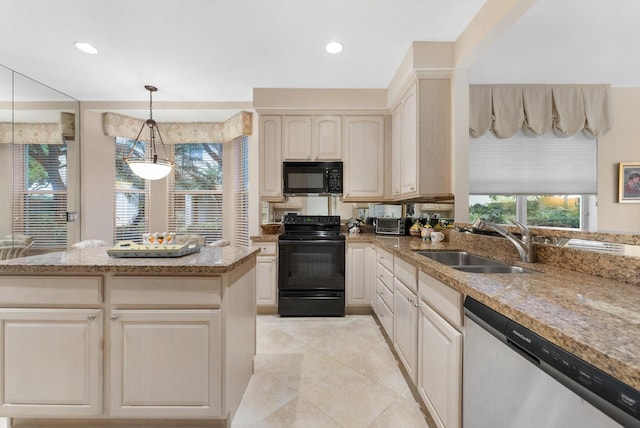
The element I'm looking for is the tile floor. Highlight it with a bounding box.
[231,315,434,428]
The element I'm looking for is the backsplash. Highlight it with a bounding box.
[449,229,640,287]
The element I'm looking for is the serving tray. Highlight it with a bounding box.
[107,241,201,258]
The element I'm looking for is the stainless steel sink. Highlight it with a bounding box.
[453,265,534,274]
[414,250,535,274]
[414,251,504,267]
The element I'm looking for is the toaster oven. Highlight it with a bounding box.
[374,218,411,235]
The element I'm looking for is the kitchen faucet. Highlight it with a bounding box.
[473,219,536,263]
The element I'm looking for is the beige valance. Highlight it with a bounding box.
[0,112,75,144]
[103,111,253,144]
[469,85,612,139]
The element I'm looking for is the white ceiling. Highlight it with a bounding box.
[1,0,638,108]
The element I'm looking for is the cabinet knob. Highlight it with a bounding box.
[110,314,119,321]
[414,302,420,308]
[87,314,96,321]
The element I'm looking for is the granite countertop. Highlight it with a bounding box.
[250,233,280,243]
[0,245,259,274]
[349,233,640,391]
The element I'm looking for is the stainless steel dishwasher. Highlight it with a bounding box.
[463,296,639,428]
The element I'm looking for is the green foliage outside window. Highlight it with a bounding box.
[470,195,581,229]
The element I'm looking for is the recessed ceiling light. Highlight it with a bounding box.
[74,41,98,55]
[325,41,343,54]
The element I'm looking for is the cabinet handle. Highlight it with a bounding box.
[87,314,96,321]
[110,314,119,321]
[414,302,421,308]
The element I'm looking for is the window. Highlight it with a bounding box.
[234,136,249,248]
[469,130,596,231]
[469,195,588,230]
[12,142,68,249]
[168,142,223,243]
[114,137,149,243]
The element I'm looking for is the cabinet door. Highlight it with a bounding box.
[393,278,418,384]
[110,309,222,418]
[256,255,277,306]
[283,116,312,160]
[401,84,418,195]
[0,309,103,417]
[367,244,377,310]
[260,116,283,199]
[391,105,402,198]
[313,116,342,160]
[346,243,371,306]
[342,116,385,200]
[418,303,462,428]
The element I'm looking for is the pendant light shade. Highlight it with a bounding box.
[124,85,175,180]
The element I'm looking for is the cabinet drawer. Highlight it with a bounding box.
[376,277,394,310]
[376,293,393,339]
[0,276,102,305]
[376,247,394,271]
[110,276,221,307]
[418,271,463,329]
[394,257,417,294]
[376,262,394,290]
[253,242,277,256]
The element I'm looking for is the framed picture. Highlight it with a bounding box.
[619,162,640,203]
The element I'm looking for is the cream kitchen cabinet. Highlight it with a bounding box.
[260,115,283,200]
[346,242,373,309]
[0,308,103,417]
[255,242,277,309]
[283,116,312,160]
[283,115,342,161]
[391,79,452,200]
[0,275,104,418]
[417,270,463,428]
[110,309,222,418]
[342,116,386,201]
[374,247,394,339]
[393,256,418,384]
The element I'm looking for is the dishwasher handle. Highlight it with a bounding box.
[506,337,541,366]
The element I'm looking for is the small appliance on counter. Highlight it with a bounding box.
[374,217,412,235]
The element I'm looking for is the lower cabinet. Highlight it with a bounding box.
[346,243,373,308]
[254,242,278,309]
[393,278,418,383]
[418,271,463,428]
[110,309,222,418]
[0,308,103,417]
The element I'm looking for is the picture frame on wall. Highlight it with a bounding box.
[619,162,640,203]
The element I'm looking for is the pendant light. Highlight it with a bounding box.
[124,85,175,180]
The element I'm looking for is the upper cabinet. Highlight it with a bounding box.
[391,78,452,200]
[342,116,386,201]
[259,116,283,201]
[282,116,341,161]
[259,114,383,202]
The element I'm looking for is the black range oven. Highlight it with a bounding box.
[278,214,345,317]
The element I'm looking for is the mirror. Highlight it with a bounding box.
[0,64,79,258]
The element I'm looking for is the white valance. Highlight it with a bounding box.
[103,111,253,144]
[469,85,612,139]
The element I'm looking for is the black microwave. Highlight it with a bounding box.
[283,161,343,195]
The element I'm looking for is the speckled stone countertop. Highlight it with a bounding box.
[0,245,259,275]
[348,232,640,391]
[250,233,280,243]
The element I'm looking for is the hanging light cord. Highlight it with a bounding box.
[124,85,170,163]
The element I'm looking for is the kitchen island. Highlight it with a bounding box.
[0,245,258,427]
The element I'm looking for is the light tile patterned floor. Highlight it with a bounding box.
[232,315,432,428]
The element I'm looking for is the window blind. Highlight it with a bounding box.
[114,137,149,243]
[168,142,223,243]
[469,130,597,194]
[12,143,68,250]
[234,136,249,248]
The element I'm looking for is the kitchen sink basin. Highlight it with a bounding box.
[414,251,504,267]
[414,250,535,274]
